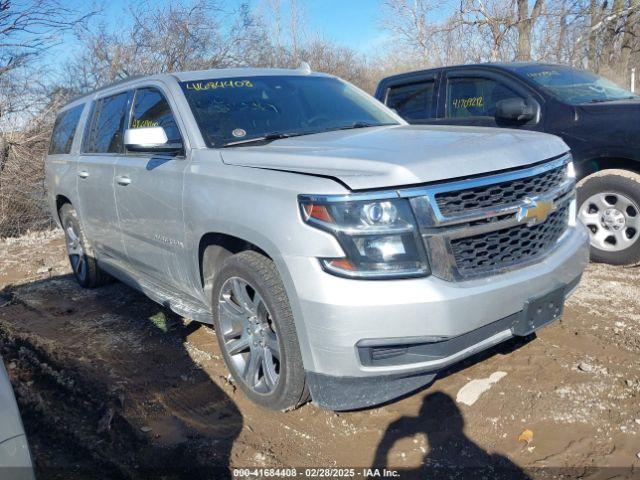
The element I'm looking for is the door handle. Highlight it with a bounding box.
[78,170,89,179]
[116,176,131,186]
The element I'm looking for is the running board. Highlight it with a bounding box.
[98,259,214,324]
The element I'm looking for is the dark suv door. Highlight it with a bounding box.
[439,69,543,130]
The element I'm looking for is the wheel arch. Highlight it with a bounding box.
[55,195,72,222]
[198,232,272,298]
[577,157,640,180]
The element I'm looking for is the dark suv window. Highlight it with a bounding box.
[83,92,130,153]
[446,77,523,118]
[49,105,84,154]
[130,88,182,144]
[386,81,435,120]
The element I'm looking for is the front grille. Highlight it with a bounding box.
[450,203,569,276]
[435,163,566,216]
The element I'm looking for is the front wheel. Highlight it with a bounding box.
[212,251,309,411]
[577,170,640,265]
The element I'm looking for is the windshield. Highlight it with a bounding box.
[514,65,638,105]
[180,75,399,147]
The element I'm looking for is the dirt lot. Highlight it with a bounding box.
[1,230,640,479]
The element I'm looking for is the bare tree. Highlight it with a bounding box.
[619,0,639,78]
[0,0,94,123]
[0,1,95,236]
[0,0,92,78]
[63,0,253,92]
[454,0,520,61]
[516,0,544,60]
[379,0,441,63]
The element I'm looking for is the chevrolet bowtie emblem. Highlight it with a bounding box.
[517,198,554,225]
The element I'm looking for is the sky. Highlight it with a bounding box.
[290,0,387,53]
[61,0,387,55]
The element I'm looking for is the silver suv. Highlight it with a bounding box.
[45,68,589,411]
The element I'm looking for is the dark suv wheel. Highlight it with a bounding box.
[212,251,309,411]
[577,170,640,265]
[59,203,110,288]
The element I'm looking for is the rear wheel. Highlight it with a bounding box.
[212,251,308,411]
[577,170,640,265]
[59,204,109,288]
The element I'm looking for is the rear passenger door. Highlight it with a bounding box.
[114,85,190,289]
[78,91,131,262]
[440,69,539,129]
[382,74,439,124]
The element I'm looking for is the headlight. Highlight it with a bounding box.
[299,194,430,279]
[566,161,576,179]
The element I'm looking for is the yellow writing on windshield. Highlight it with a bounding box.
[185,80,254,91]
[131,119,159,128]
[452,96,483,109]
[526,71,560,79]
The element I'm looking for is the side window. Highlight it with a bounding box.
[49,105,84,154]
[129,88,181,144]
[386,81,435,120]
[83,92,130,153]
[446,77,523,118]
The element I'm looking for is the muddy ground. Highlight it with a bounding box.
[1,230,639,479]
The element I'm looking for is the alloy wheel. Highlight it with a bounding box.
[218,277,281,394]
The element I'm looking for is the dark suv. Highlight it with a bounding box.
[375,62,640,265]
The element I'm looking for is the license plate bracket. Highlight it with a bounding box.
[512,286,566,336]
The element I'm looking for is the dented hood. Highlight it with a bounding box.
[220,124,569,190]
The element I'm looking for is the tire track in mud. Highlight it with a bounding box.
[0,282,243,479]
[0,317,141,479]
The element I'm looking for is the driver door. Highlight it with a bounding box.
[440,71,541,130]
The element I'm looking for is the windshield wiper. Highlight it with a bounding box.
[321,121,395,134]
[588,96,637,103]
[339,121,390,130]
[222,132,301,147]
[343,121,377,129]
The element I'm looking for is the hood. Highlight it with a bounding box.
[220,125,569,190]
[577,97,640,114]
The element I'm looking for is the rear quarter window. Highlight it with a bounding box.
[48,105,84,154]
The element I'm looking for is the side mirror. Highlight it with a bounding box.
[124,127,182,153]
[495,98,536,123]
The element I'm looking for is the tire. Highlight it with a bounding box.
[59,203,110,288]
[211,251,309,411]
[577,170,640,265]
